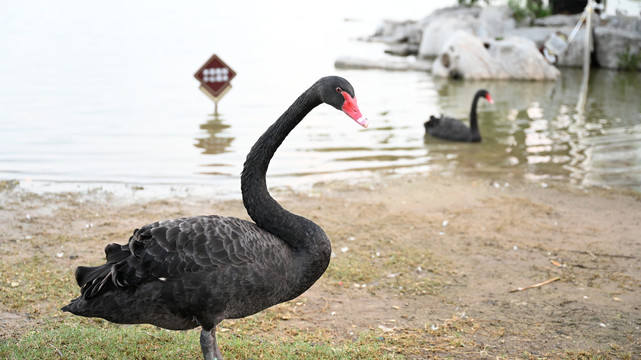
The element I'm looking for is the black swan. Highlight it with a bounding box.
[62,76,369,360]
[424,89,493,142]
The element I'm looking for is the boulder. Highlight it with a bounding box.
[418,5,481,26]
[354,6,641,73]
[488,36,561,79]
[418,14,479,58]
[507,26,562,47]
[418,5,516,59]
[370,20,421,45]
[432,30,560,80]
[594,26,641,69]
[431,30,502,79]
[477,5,517,38]
[533,13,584,27]
[605,14,641,32]
[384,43,419,56]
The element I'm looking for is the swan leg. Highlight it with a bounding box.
[200,328,223,360]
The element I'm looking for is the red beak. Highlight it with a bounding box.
[486,94,494,104]
[341,92,369,128]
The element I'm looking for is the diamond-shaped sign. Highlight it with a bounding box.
[194,54,236,98]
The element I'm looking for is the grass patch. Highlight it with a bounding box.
[0,321,399,360]
[0,322,200,360]
[0,255,76,313]
[617,46,641,71]
[325,240,444,296]
[508,0,551,22]
[318,199,448,296]
[0,179,20,192]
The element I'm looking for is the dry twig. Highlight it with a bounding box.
[509,277,560,293]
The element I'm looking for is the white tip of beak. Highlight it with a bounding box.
[356,117,369,128]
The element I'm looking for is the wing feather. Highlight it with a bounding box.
[77,215,280,300]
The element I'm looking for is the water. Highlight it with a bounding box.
[426,70,641,191]
[1,1,640,198]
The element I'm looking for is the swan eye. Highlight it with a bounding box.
[335,87,342,93]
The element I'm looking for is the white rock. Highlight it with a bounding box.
[418,15,478,58]
[432,31,560,80]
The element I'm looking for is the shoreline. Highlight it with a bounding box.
[4,160,640,204]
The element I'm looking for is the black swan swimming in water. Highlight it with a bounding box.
[62,76,369,360]
[424,89,493,142]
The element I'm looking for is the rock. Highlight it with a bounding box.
[507,26,562,47]
[432,30,560,80]
[334,57,432,72]
[418,5,516,59]
[418,14,478,58]
[370,20,421,45]
[533,13,584,27]
[432,30,501,79]
[418,5,481,26]
[477,5,516,38]
[384,43,419,56]
[594,26,641,69]
[606,15,641,33]
[353,6,640,73]
[487,36,561,79]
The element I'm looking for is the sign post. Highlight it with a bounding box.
[194,54,236,114]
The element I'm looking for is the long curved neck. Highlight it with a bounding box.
[469,92,483,134]
[241,84,323,250]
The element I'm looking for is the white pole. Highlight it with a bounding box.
[576,1,593,113]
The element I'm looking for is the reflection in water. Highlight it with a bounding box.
[424,69,641,192]
[311,113,430,176]
[195,113,235,176]
[195,113,234,155]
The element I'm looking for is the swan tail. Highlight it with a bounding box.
[73,242,134,300]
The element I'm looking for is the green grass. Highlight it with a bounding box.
[1,322,200,360]
[4,314,632,359]
[0,320,400,360]
[325,240,444,296]
[0,255,76,313]
[617,46,641,71]
[508,0,551,22]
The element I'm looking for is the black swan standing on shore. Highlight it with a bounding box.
[62,76,369,360]
[424,89,493,142]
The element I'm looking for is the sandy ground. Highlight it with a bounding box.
[1,172,640,358]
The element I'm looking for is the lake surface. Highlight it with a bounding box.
[1,1,640,198]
